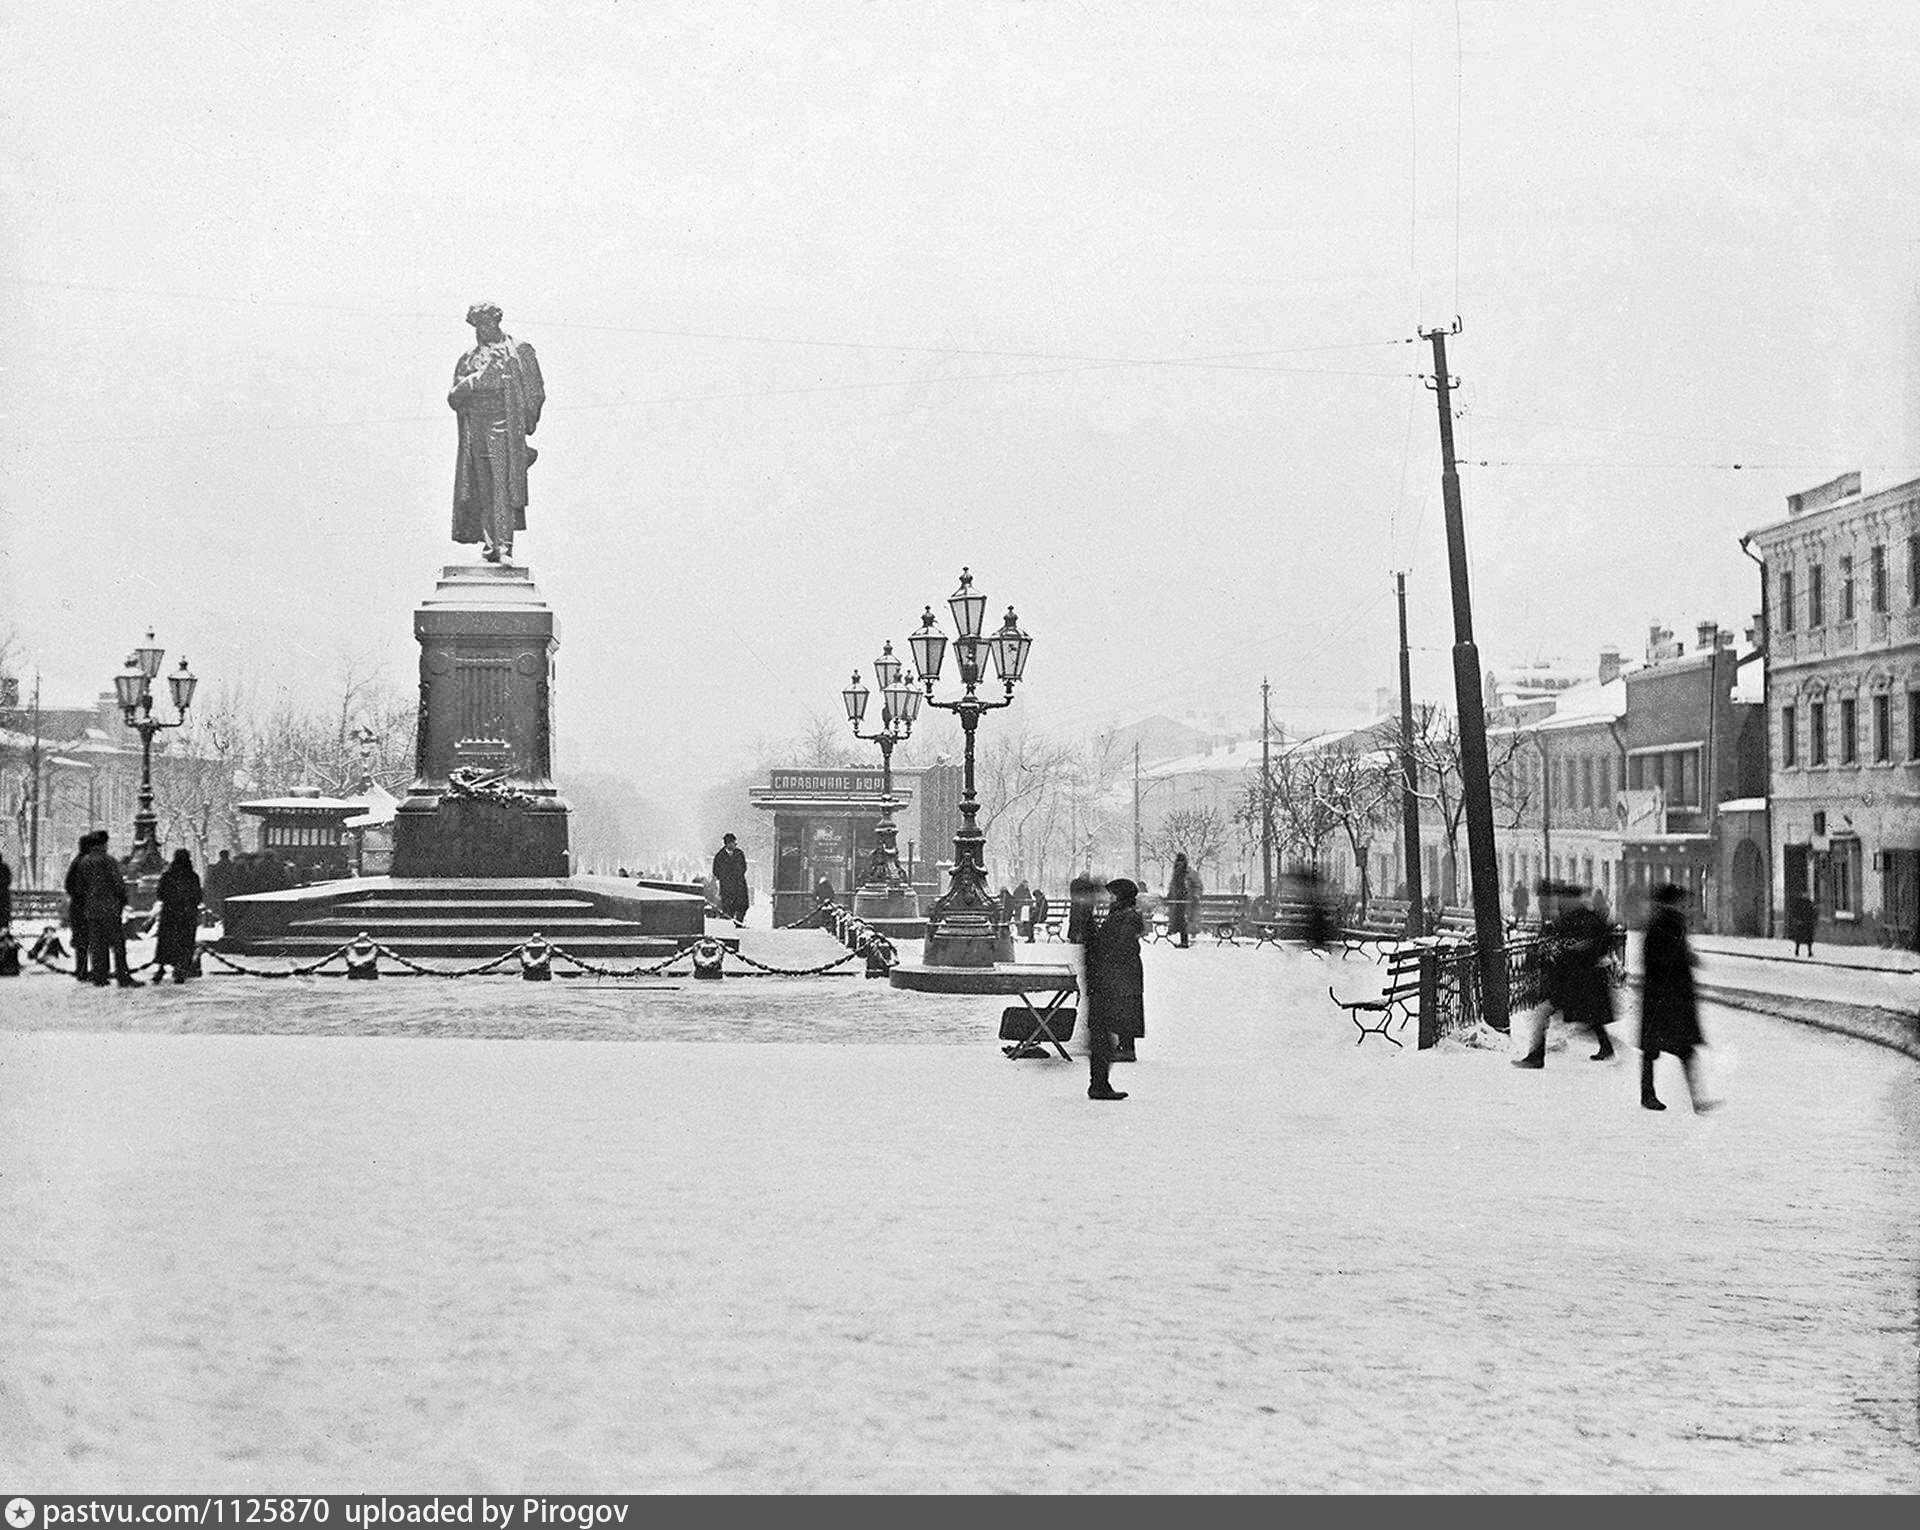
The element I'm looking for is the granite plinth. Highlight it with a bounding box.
[397,561,568,877]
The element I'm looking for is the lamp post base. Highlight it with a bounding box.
[851,880,925,937]
[922,914,1015,967]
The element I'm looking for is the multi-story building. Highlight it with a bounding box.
[1617,622,1768,932]
[1743,471,1920,947]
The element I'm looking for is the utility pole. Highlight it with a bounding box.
[1396,575,1425,937]
[1421,319,1509,1031]
[1132,742,1143,879]
[1260,678,1274,904]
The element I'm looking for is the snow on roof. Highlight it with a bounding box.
[1535,674,1629,732]
[237,795,370,814]
[1732,653,1766,705]
[1719,798,1767,813]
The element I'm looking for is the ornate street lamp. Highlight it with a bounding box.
[915,569,1033,966]
[113,630,196,879]
[844,642,922,926]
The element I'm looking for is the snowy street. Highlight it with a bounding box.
[1,939,1915,1492]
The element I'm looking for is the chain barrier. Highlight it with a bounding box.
[200,942,356,978]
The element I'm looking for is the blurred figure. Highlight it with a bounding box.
[154,848,202,984]
[1299,865,1337,953]
[1558,886,1617,1060]
[64,831,98,982]
[1640,883,1718,1113]
[814,874,838,908]
[1094,876,1147,1067]
[1512,879,1567,1068]
[1167,852,1197,948]
[712,832,751,925]
[1511,878,1530,924]
[203,849,233,921]
[1,849,11,931]
[1066,874,1122,1099]
[76,832,135,987]
[1785,888,1816,958]
[1029,886,1050,941]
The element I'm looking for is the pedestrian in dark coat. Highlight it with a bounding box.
[1090,876,1147,1065]
[712,833,751,924]
[1068,874,1124,1100]
[64,832,99,982]
[77,835,135,986]
[1555,893,1617,1060]
[1167,853,1195,948]
[1,850,11,930]
[1785,890,1816,957]
[1640,883,1715,1112]
[154,849,203,983]
[1030,887,1050,940]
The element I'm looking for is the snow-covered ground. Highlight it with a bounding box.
[1,939,1915,1492]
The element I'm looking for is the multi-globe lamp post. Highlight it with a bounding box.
[910,568,1032,967]
[112,628,198,880]
[841,640,925,929]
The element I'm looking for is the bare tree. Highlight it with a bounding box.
[1143,804,1230,885]
[1398,705,1529,904]
[1314,737,1400,915]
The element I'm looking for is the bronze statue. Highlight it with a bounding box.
[449,302,545,564]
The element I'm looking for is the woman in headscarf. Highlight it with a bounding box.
[154,848,203,984]
[1090,876,1147,1072]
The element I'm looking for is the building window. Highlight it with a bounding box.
[1873,693,1890,762]
[1840,555,1855,620]
[1910,690,1920,762]
[1782,704,1797,768]
[1811,700,1827,765]
[1911,534,1920,608]
[1581,757,1594,809]
[1871,544,1888,612]
[1780,569,1796,631]
[1675,750,1697,806]
[1810,563,1825,626]
[1840,697,1857,765]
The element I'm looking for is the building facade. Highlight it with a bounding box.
[1745,471,1920,947]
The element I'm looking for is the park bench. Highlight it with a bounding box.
[8,889,66,927]
[1433,904,1478,939]
[1333,897,1413,959]
[1198,893,1251,944]
[1329,943,1427,1046]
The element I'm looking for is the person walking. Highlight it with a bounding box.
[1785,889,1816,957]
[0,852,15,977]
[77,833,136,987]
[1556,887,1617,1060]
[1640,883,1718,1113]
[64,832,97,983]
[1093,876,1147,1066]
[1070,874,1125,1101]
[1030,886,1050,941]
[1512,879,1569,1069]
[1166,852,1196,948]
[153,848,203,984]
[712,832,751,925]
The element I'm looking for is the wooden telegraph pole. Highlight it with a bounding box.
[1260,677,1274,904]
[1420,320,1509,1031]
[1396,574,1425,938]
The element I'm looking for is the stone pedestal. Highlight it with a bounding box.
[391,564,569,878]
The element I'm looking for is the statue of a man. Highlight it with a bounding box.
[449,302,545,564]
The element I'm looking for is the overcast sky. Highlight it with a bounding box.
[4,1,1917,809]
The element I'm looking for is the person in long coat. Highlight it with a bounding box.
[1640,882,1715,1112]
[1068,874,1124,1100]
[1166,853,1195,948]
[1555,889,1618,1060]
[77,834,135,986]
[154,848,203,984]
[64,832,96,981]
[1091,876,1147,1068]
[711,833,751,925]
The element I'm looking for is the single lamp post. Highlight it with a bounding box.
[113,629,197,879]
[843,641,924,924]
[912,568,1032,966]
